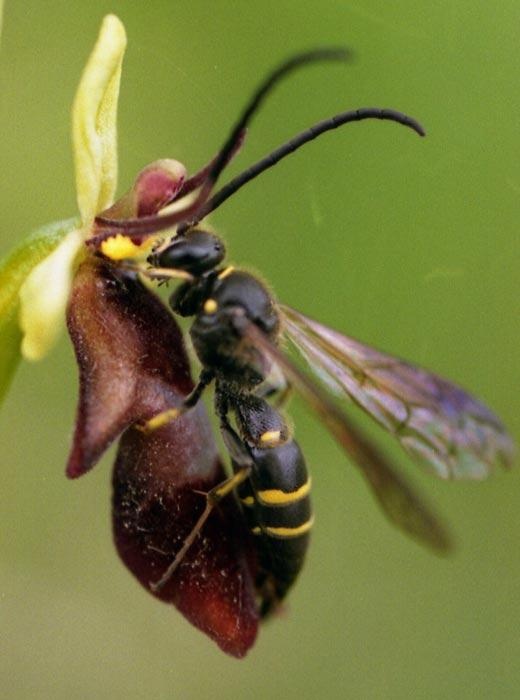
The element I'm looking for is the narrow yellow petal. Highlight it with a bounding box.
[72,15,127,224]
[19,230,84,360]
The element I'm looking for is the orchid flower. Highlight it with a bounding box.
[0,14,260,657]
[0,14,126,401]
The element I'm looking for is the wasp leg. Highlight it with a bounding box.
[150,466,251,592]
[137,369,215,433]
[119,262,194,283]
[218,410,255,469]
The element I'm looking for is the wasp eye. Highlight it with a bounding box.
[156,229,225,274]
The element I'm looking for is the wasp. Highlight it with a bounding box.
[94,48,515,615]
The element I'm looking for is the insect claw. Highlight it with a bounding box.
[192,488,209,498]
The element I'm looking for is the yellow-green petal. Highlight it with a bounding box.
[19,228,84,361]
[0,314,22,407]
[0,1,4,47]
[0,218,78,402]
[72,14,127,225]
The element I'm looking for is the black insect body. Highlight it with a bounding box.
[199,271,312,613]
[95,48,515,613]
[232,397,312,617]
[151,257,313,612]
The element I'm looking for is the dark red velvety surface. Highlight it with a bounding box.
[66,258,259,656]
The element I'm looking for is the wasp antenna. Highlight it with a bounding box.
[190,107,426,223]
[201,47,352,195]
[95,48,351,236]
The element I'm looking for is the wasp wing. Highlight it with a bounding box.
[236,316,451,553]
[280,305,515,480]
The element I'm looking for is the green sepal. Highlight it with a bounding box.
[0,217,79,404]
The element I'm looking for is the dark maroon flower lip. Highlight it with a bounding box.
[66,258,259,656]
[113,420,259,657]
[66,257,193,478]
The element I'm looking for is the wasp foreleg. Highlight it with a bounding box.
[138,369,215,433]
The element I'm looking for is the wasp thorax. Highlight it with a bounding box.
[154,229,225,275]
[208,271,279,335]
[188,270,280,385]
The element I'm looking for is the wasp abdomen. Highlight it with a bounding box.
[233,396,312,614]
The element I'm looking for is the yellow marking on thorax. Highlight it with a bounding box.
[251,526,262,535]
[259,430,283,447]
[264,515,314,538]
[257,477,311,506]
[240,495,255,506]
[218,265,235,280]
[100,233,155,260]
[203,298,218,314]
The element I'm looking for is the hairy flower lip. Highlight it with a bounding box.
[66,256,194,478]
[67,257,260,656]
[113,418,260,657]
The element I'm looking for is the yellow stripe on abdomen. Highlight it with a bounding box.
[263,516,314,539]
[257,477,311,506]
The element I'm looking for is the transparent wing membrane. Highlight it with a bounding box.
[281,305,515,480]
[237,317,452,553]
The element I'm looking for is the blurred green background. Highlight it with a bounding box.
[1,2,518,698]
